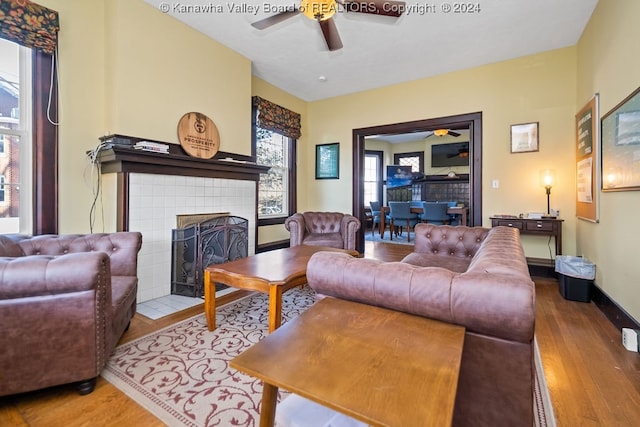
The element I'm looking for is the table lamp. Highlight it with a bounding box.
[540,169,556,217]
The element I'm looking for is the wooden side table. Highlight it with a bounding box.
[490,217,564,255]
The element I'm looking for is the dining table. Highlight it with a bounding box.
[379,205,468,238]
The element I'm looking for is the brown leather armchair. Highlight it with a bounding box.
[285,212,361,251]
[0,232,142,396]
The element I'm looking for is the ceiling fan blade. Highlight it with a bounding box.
[319,18,343,51]
[251,11,300,30]
[448,130,461,137]
[342,0,406,18]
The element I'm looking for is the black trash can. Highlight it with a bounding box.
[554,256,596,303]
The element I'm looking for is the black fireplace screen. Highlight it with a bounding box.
[171,215,248,297]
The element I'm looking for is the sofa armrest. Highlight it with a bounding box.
[306,251,535,343]
[16,232,142,277]
[0,252,114,397]
[284,213,306,247]
[340,215,361,251]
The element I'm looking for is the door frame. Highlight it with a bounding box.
[352,112,483,254]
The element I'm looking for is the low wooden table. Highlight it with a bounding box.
[231,297,466,427]
[204,246,359,333]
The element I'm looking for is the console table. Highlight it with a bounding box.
[490,217,564,255]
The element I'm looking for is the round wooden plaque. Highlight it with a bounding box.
[177,112,220,159]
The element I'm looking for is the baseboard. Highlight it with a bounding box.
[527,257,556,278]
[591,283,640,331]
[256,239,290,253]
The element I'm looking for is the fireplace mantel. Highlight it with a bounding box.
[97,145,270,181]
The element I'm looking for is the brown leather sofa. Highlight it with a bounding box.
[285,211,361,251]
[306,224,535,426]
[0,232,142,396]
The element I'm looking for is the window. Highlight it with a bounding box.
[394,151,424,173]
[1,1,59,235]
[0,38,31,232]
[255,127,293,220]
[364,150,383,207]
[252,97,299,226]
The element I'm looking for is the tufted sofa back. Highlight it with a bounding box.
[302,212,344,234]
[413,223,489,259]
[12,233,142,277]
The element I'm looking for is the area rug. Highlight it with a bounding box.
[365,231,415,245]
[103,286,555,427]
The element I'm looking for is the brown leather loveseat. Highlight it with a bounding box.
[0,232,142,396]
[306,224,536,426]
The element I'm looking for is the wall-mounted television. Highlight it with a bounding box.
[386,165,413,189]
[431,142,470,167]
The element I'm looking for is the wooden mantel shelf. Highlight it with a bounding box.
[97,145,269,181]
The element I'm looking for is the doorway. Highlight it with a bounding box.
[352,112,483,254]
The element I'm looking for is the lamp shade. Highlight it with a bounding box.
[301,0,337,20]
[540,169,556,188]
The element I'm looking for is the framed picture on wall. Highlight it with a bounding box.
[510,122,539,153]
[602,86,640,191]
[315,143,339,179]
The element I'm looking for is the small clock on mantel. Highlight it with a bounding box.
[177,112,220,159]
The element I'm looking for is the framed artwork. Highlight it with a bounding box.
[510,122,539,153]
[575,94,600,222]
[315,143,339,179]
[602,86,640,191]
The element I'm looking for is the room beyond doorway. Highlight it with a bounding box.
[352,112,483,254]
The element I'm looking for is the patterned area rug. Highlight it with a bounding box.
[103,286,555,427]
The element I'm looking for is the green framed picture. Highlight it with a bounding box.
[316,143,339,179]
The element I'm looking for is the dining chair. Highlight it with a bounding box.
[420,201,450,224]
[369,201,381,237]
[389,201,419,242]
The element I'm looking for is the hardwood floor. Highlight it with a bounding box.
[1,241,638,426]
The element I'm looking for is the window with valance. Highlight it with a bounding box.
[0,0,59,234]
[251,96,300,225]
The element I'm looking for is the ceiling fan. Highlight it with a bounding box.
[251,0,407,51]
[430,129,462,138]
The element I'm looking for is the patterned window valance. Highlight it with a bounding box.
[0,0,59,54]
[252,96,301,139]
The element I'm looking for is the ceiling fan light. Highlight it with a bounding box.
[301,0,337,21]
[434,129,448,137]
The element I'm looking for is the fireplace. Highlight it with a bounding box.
[96,143,269,303]
[171,214,248,297]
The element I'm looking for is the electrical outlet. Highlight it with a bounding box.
[622,328,639,352]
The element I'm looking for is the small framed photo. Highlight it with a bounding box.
[315,142,339,179]
[510,122,539,153]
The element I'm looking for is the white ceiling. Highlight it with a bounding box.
[143,0,598,102]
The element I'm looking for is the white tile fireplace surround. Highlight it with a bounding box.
[128,173,256,303]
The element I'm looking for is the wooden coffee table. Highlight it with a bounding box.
[231,297,466,427]
[203,245,359,333]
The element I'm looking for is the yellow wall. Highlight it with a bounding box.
[39,0,252,233]
[575,0,640,322]
[306,48,578,259]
